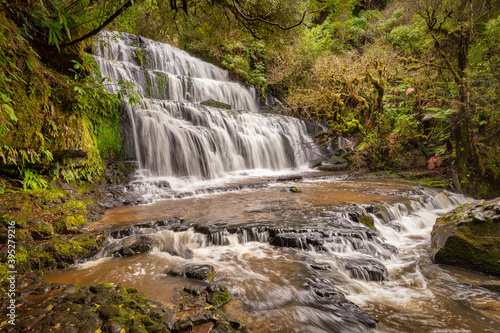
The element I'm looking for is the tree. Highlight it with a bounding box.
[414,0,500,194]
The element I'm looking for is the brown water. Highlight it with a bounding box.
[46,177,500,332]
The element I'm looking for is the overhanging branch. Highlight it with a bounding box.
[231,0,307,30]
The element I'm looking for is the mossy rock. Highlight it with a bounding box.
[30,222,54,240]
[184,264,216,282]
[206,285,231,308]
[330,156,347,165]
[430,198,500,276]
[0,281,176,333]
[317,163,348,172]
[200,99,231,110]
[308,158,323,168]
[359,214,375,230]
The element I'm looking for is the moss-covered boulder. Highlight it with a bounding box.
[430,198,500,276]
[200,99,231,110]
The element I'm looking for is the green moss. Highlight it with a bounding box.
[200,99,232,110]
[207,286,231,307]
[359,213,375,230]
[135,48,146,67]
[57,200,88,216]
[30,222,54,239]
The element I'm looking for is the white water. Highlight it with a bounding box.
[93,32,319,192]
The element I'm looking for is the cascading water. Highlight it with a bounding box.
[93,32,317,194]
[46,178,500,332]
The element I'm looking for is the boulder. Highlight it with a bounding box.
[112,236,155,257]
[167,264,216,282]
[200,99,231,110]
[308,158,323,168]
[317,163,348,172]
[430,198,500,276]
[329,156,347,165]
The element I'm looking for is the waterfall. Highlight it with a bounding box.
[94,32,318,190]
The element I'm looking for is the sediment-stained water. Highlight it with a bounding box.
[46,177,500,333]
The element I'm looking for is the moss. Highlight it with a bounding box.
[207,287,231,308]
[359,213,375,230]
[54,200,88,216]
[200,99,232,110]
[431,199,500,275]
[30,222,54,239]
[135,48,146,67]
[45,234,105,268]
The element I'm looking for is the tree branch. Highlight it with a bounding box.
[59,0,134,48]
[231,0,307,30]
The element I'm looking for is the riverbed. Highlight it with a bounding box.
[46,175,500,332]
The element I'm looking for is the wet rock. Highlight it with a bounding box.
[270,232,327,250]
[277,174,303,182]
[317,163,348,171]
[185,265,216,282]
[200,99,231,110]
[330,156,347,165]
[479,285,500,293]
[108,217,183,239]
[174,284,240,332]
[309,158,323,168]
[167,264,216,282]
[344,258,388,281]
[309,263,331,271]
[348,212,375,229]
[112,236,155,257]
[306,277,379,329]
[206,285,231,307]
[0,282,176,333]
[182,285,206,296]
[280,186,302,193]
[98,185,142,208]
[430,198,500,276]
[102,322,125,333]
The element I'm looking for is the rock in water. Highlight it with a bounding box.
[430,198,500,276]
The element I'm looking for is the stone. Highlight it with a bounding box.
[308,158,323,168]
[277,174,303,181]
[317,163,348,171]
[309,263,330,271]
[206,285,231,308]
[200,99,231,110]
[430,198,500,276]
[329,156,347,165]
[344,259,388,281]
[280,186,302,193]
[185,265,216,282]
[167,264,216,282]
[113,236,155,257]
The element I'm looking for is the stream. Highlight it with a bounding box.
[46,175,500,332]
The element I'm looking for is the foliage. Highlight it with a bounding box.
[21,169,48,190]
[0,11,129,187]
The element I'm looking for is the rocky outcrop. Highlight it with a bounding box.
[430,198,500,276]
[0,278,244,333]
